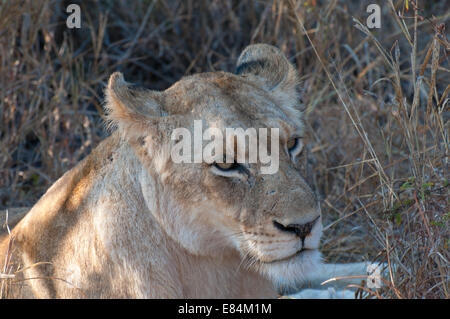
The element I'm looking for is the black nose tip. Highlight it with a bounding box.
[273,216,320,241]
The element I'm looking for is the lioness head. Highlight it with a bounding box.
[105,44,322,289]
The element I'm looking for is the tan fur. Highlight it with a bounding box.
[1,44,331,298]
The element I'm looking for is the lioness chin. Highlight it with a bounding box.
[1,44,371,298]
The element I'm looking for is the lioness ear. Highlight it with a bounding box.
[236,44,300,109]
[105,72,164,136]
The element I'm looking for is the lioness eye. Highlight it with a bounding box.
[287,137,304,159]
[214,161,239,171]
[287,138,297,151]
[211,161,245,178]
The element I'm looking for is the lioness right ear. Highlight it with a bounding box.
[236,44,300,110]
[105,72,164,136]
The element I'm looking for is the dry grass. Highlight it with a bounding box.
[0,0,448,298]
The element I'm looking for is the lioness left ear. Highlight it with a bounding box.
[236,44,300,109]
[105,72,165,137]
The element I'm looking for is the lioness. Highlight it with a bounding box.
[1,44,372,298]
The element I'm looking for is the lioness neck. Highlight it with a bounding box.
[2,133,275,298]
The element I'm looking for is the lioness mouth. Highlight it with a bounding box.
[260,247,317,264]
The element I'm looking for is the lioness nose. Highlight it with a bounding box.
[273,216,320,242]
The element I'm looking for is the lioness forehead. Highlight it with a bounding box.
[164,71,303,133]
